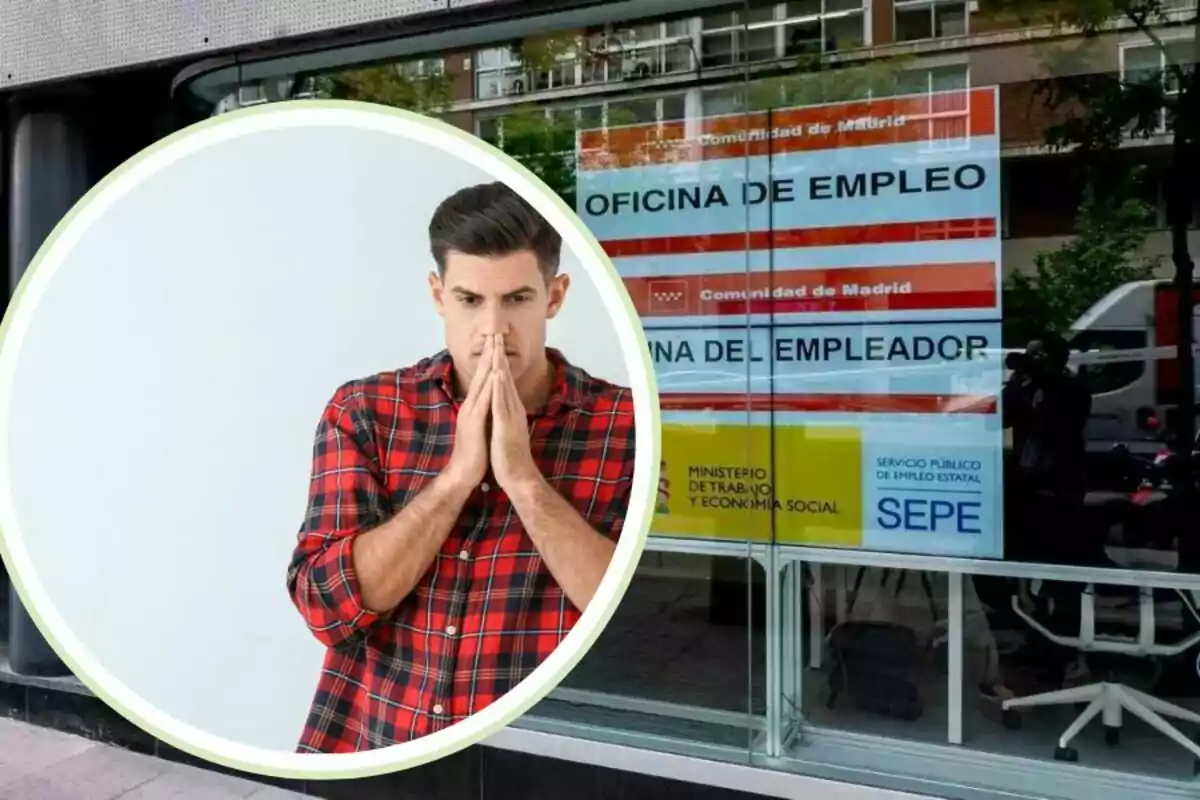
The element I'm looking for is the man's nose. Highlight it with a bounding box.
[480,305,509,337]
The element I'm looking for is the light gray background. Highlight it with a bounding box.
[5,123,628,751]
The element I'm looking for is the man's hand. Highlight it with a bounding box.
[444,335,495,491]
[490,333,542,493]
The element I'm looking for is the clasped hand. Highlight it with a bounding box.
[446,334,541,494]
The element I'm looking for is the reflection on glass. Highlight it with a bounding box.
[805,567,953,743]
[895,6,934,42]
[933,2,967,38]
[545,554,764,747]
[971,574,1200,778]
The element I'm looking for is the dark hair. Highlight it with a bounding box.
[428,181,562,280]
[1039,332,1071,368]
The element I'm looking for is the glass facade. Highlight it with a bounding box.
[192,1,1200,796]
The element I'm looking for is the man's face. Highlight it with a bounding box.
[429,249,569,389]
[1024,340,1050,373]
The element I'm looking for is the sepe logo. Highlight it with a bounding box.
[648,279,690,315]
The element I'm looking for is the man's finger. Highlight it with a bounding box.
[474,372,498,421]
[490,368,503,415]
[503,367,522,410]
[498,369,518,418]
[493,333,505,375]
[464,337,494,406]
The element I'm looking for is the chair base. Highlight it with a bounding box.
[1002,680,1200,768]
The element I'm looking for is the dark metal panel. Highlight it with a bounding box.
[5,106,91,677]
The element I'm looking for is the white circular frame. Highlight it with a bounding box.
[0,100,660,780]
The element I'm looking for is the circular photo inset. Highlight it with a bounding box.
[0,101,659,780]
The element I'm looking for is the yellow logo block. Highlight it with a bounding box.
[655,422,863,546]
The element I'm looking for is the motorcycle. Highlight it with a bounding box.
[1098,432,1198,559]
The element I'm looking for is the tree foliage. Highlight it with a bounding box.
[984,0,1198,448]
[312,64,453,115]
[1003,170,1161,345]
[487,110,580,204]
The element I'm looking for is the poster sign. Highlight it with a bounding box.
[577,88,1004,558]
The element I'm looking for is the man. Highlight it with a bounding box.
[286,181,636,753]
[1002,333,1093,563]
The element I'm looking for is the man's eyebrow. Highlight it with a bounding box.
[448,285,537,299]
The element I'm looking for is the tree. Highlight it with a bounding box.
[1003,170,1161,345]
[486,110,580,204]
[310,63,453,115]
[983,0,1198,456]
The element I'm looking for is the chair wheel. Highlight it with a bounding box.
[1002,709,1022,730]
[1104,726,1119,746]
[1055,746,1078,763]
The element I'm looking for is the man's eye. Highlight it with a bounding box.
[460,296,480,306]
[507,294,531,304]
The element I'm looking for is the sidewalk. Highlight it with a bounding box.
[0,717,313,799]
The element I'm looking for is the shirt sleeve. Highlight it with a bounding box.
[594,392,637,541]
[286,387,393,651]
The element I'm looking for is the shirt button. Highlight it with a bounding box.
[445,624,457,636]
[458,549,469,561]
[432,704,444,715]
[480,481,490,492]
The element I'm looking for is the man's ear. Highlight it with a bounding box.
[429,271,446,318]
[546,274,570,320]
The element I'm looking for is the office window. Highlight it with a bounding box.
[895,0,969,42]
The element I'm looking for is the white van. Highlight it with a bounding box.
[1065,280,1200,450]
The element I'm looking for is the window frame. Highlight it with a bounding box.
[475,91,689,149]
[1118,35,1194,136]
[893,0,971,43]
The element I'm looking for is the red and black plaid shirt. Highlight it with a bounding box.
[286,347,635,753]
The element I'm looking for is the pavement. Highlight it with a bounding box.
[0,717,313,800]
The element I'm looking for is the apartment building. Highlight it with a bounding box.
[279,0,1191,279]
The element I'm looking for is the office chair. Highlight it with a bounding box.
[1001,581,1200,770]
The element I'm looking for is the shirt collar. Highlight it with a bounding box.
[426,347,586,415]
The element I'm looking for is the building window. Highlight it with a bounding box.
[474,45,580,99]
[1121,38,1193,134]
[699,1,867,69]
[896,64,972,149]
[398,58,445,79]
[781,0,866,56]
[473,5,871,101]
[606,20,697,82]
[700,5,779,67]
[701,86,748,117]
[701,62,968,117]
[477,93,687,145]
[475,46,524,99]
[894,0,969,42]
